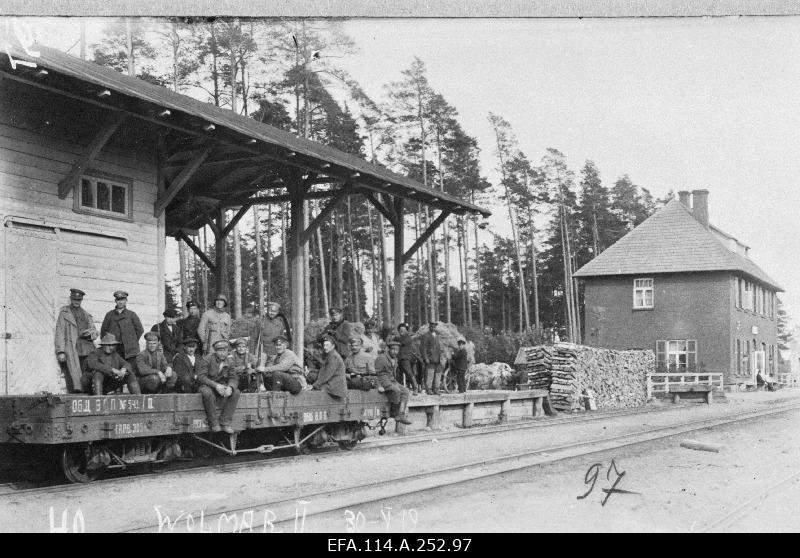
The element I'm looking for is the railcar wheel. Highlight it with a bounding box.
[337,440,358,451]
[61,444,102,484]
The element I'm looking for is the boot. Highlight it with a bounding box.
[396,399,412,425]
[432,372,442,395]
[389,402,399,418]
[92,375,104,396]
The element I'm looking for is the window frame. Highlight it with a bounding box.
[73,169,134,221]
[632,278,654,310]
[656,339,698,373]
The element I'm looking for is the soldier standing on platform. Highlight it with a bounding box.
[198,294,231,350]
[251,302,291,358]
[451,339,470,394]
[375,341,412,425]
[100,290,144,374]
[151,308,183,362]
[197,339,240,434]
[178,301,202,354]
[420,321,444,395]
[323,307,355,358]
[396,323,420,395]
[54,288,99,393]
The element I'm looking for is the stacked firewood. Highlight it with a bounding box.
[515,344,654,410]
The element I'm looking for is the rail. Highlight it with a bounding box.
[647,372,724,399]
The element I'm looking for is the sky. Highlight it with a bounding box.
[9,15,800,325]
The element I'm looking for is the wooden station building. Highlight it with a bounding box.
[0,44,490,396]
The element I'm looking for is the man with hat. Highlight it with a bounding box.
[420,321,444,395]
[100,290,144,374]
[136,331,176,393]
[374,340,413,425]
[84,333,141,395]
[323,307,354,358]
[362,319,383,355]
[198,294,231,351]
[151,308,183,362]
[451,339,471,394]
[54,288,99,393]
[178,301,203,355]
[172,337,201,393]
[345,336,377,391]
[261,335,307,395]
[197,339,240,434]
[250,301,291,358]
[396,323,420,394]
[312,335,348,398]
[230,338,260,393]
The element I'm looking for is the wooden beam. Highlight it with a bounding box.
[393,197,405,325]
[176,230,216,272]
[300,186,351,245]
[243,190,338,205]
[215,208,227,295]
[154,145,213,217]
[57,112,127,198]
[402,209,451,266]
[221,202,253,238]
[288,180,306,357]
[363,191,398,227]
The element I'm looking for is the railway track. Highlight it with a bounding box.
[0,399,693,497]
[119,399,800,532]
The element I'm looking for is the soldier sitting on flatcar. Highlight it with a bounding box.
[136,331,176,393]
[172,337,201,393]
[261,335,308,395]
[323,307,355,358]
[197,339,240,434]
[312,335,348,399]
[375,341,412,425]
[345,336,377,391]
[230,338,260,392]
[84,333,141,395]
[151,308,183,362]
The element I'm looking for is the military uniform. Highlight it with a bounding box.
[151,319,183,362]
[84,335,141,395]
[178,315,202,354]
[100,305,144,370]
[323,319,355,358]
[451,345,470,393]
[197,308,231,350]
[313,348,348,398]
[396,328,420,393]
[262,348,306,395]
[375,347,412,424]
[420,327,444,394]
[136,348,175,393]
[345,349,377,391]
[251,313,291,357]
[54,290,99,392]
[172,351,199,393]
[231,348,260,392]
[196,347,240,429]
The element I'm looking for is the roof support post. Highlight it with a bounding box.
[392,197,405,326]
[402,209,452,266]
[214,208,227,297]
[58,111,127,199]
[176,229,216,273]
[288,178,306,357]
[154,145,213,217]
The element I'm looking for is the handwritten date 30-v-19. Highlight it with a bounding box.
[577,458,640,506]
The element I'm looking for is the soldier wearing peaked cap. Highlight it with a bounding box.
[375,340,412,425]
[178,301,203,355]
[198,294,231,351]
[136,330,176,393]
[196,338,239,434]
[172,337,201,393]
[55,288,99,393]
[84,334,141,395]
[396,322,420,394]
[250,301,291,358]
[151,308,183,362]
[100,290,144,374]
[323,307,354,358]
[420,321,444,395]
[260,335,307,395]
[345,336,377,391]
[312,335,348,398]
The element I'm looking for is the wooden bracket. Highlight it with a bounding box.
[154,145,213,217]
[402,209,451,265]
[363,191,398,227]
[176,230,216,272]
[300,186,351,245]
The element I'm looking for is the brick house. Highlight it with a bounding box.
[574,190,783,386]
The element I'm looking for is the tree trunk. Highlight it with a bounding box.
[464,220,473,327]
[367,204,378,321]
[347,197,360,322]
[281,203,288,302]
[379,212,391,326]
[201,227,209,309]
[178,240,189,314]
[125,19,134,76]
[414,210,424,326]
[253,205,264,316]
[316,228,329,316]
[457,218,466,326]
[266,204,272,302]
[336,211,344,309]
[474,216,484,331]
[232,222,242,319]
[425,207,437,322]
[528,207,540,330]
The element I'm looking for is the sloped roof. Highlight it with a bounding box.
[1,44,490,218]
[574,199,783,291]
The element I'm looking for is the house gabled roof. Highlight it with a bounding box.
[573,198,784,291]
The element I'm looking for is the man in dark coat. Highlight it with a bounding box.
[172,338,200,393]
[136,331,175,393]
[375,341,412,425]
[396,323,420,394]
[55,288,99,393]
[151,308,183,362]
[250,301,291,358]
[419,321,444,395]
[84,333,141,395]
[312,335,348,398]
[451,339,470,394]
[100,290,144,373]
[323,307,355,358]
[178,301,203,354]
[197,339,240,434]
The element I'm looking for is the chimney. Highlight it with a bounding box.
[678,191,691,208]
[692,189,709,228]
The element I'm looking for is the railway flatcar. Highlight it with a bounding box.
[0,390,394,483]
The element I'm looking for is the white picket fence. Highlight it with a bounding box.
[647,373,724,399]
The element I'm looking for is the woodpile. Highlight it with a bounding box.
[515,343,654,410]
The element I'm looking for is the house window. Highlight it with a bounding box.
[769,345,775,374]
[633,278,654,309]
[735,277,741,308]
[736,339,741,375]
[742,340,750,376]
[744,281,753,311]
[656,339,697,372]
[75,173,132,219]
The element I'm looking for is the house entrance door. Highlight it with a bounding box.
[750,350,766,385]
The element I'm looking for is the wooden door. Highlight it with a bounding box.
[4,224,61,394]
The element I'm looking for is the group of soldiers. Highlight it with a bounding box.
[54,288,473,433]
